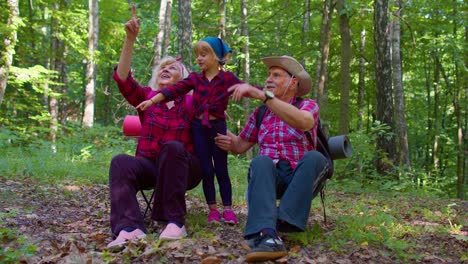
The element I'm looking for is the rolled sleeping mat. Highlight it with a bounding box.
[122,115,141,136]
[328,135,352,160]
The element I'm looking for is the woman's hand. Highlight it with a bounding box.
[125,4,140,41]
[136,100,153,111]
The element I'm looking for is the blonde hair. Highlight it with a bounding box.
[148,56,189,90]
[194,40,231,68]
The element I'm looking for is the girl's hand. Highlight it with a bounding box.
[125,4,140,41]
[136,100,153,111]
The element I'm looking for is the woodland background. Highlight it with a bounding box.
[0,0,467,262]
[1,0,466,198]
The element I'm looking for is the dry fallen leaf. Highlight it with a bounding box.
[201,256,221,264]
[290,244,301,253]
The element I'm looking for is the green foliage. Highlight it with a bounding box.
[0,124,134,185]
[288,221,324,245]
[1,65,60,139]
[328,212,416,256]
[1,0,465,198]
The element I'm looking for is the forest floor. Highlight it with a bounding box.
[0,176,467,264]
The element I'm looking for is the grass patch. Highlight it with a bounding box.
[188,154,250,205]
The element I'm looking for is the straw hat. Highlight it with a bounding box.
[261,55,311,97]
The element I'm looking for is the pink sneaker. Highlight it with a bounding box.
[159,223,187,240]
[106,229,146,248]
[207,209,221,224]
[222,209,238,224]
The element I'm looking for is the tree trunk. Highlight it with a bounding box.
[83,0,98,128]
[177,0,191,69]
[154,0,170,63]
[423,53,432,178]
[163,1,172,56]
[240,0,252,159]
[49,0,61,150]
[301,0,311,65]
[0,0,19,106]
[462,4,468,200]
[218,0,226,39]
[60,48,68,129]
[314,0,335,114]
[452,0,466,200]
[391,0,410,167]
[374,0,396,173]
[337,0,351,135]
[432,53,441,173]
[357,28,366,131]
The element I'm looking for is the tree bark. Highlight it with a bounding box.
[452,0,466,200]
[301,0,311,66]
[59,41,68,128]
[177,0,192,69]
[154,0,170,63]
[83,0,98,128]
[423,53,432,177]
[314,0,335,114]
[163,1,172,56]
[0,0,19,107]
[240,0,252,159]
[218,0,226,39]
[49,0,61,150]
[462,2,468,200]
[337,0,351,135]
[374,0,396,172]
[432,53,441,173]
[391,0,410,167]
[357,29,366,131]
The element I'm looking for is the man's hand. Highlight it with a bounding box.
[125,4,140,41]
[136,100,153,111]
[229,83,263,102]
[214,133,233,152]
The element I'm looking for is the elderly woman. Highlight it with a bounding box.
[107,5,201,248]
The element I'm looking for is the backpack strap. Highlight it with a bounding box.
[294,97,313,146]
[255,104,268,130]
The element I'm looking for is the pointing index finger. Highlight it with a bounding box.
[131,3,137,18]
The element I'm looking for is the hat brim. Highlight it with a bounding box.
[261,56,312,97]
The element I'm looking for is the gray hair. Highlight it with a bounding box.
[148,56,189,90]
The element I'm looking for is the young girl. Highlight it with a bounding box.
[138,37,241,224]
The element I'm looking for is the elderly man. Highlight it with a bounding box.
[215,55,330,262]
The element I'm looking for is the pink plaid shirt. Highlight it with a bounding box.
[113,68,194,158]
[239,97,320,169]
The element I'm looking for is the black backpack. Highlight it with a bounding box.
[255,97,333,223]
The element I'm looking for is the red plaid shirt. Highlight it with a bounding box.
[239,97,320,169]
[161,70,242,126]
[113,68,194,158]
